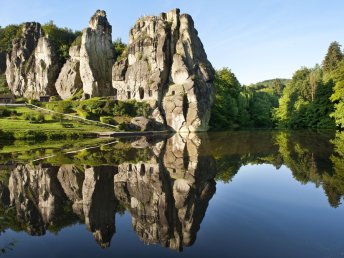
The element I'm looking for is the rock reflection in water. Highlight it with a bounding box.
[1,131,344,252]
[0,133,216,251]
[115,134,216,250]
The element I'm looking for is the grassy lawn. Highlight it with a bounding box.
[0,137,114,154]
[0,106,117,133]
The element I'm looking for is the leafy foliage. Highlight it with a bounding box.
[322,41,343,73]
[327,60,344,129]
[211,41,344,130]
[247,78,289,97]
[42,21,81,65]
[113,38,127,62]
[0,25,22,52]
[273,66,335,128]
[0,74,9,94]
[210,68,278,129]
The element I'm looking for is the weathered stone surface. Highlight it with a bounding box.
[130,116,166,131]
[8,164,63,235]
[55,46,82,99]
[112,9,214,132]
[82,166,117,248]
[1,134,217,250]
[5,22,59,99]
[114,134,216,251]
[57,165,84,216]
[80,10,114,98]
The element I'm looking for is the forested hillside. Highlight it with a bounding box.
[211,41,344,130]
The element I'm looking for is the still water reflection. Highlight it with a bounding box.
[0,130,344,257]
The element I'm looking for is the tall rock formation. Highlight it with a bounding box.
[55,46,82,99]
[57,165,84,216]
[80,10,114,98]
[112,9,215,132]
[0,133,217,251]
[8,164,64,235]
[114,134,217,251]
[82,166,118,248]
[5,22,59,99]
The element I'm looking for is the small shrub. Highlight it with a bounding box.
[0,107,11,117]
[0,129,13,139]
[36,113,45,123]
[52,113,64,122]
[23,112,37,122]
[118,122,140,131]
[100,116,117,125]
[76,109,92,119]
[28,99,40,105]
[15,97,28,104]
[113,101,126,116]
[61,123,74,128]
[43,101,76,113]
[49,95,61,101]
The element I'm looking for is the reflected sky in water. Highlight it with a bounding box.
[0,130,344,257]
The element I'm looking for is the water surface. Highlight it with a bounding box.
[0,130,344,257]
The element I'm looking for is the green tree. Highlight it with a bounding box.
[322,41,343,73]
[271,79,286,97]
[250,91,276,127]
[210,68,242,129]
[42,21,81,64]
[328,60,344,129]
[113,38,127,61]
[273,65,334,129]
[0,24,22,52]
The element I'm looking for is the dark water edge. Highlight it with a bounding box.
[0,130,343,257]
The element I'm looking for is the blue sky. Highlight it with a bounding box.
[1,0,343,85]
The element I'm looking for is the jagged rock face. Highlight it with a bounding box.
[8,164,63,235]
[55,46,82,99]
[112,9,215,132]
[1,134,217,250]
[5,22,59,99]
[80,10,114,98]
[57,165,84,216]
[114,134,216,251]
[82,166,117,248]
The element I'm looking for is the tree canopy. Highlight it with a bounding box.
[42,21,81,65]
[210,41,344,130]
[322,41,343,73]
[0,25,22,52]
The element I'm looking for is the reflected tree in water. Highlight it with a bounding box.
[0,130,344,251]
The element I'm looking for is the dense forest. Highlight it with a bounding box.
[211,41,344,130]
[1,22,343,131]
[209,70,285,129]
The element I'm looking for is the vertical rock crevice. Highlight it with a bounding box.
[80,10,114,98]
[112,8,215,132]
[6,22,59,99]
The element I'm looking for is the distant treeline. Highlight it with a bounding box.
[210,41,344,130]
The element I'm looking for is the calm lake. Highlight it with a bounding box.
[0,130,344,258]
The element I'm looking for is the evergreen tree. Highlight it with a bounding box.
[322,41,343,73]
